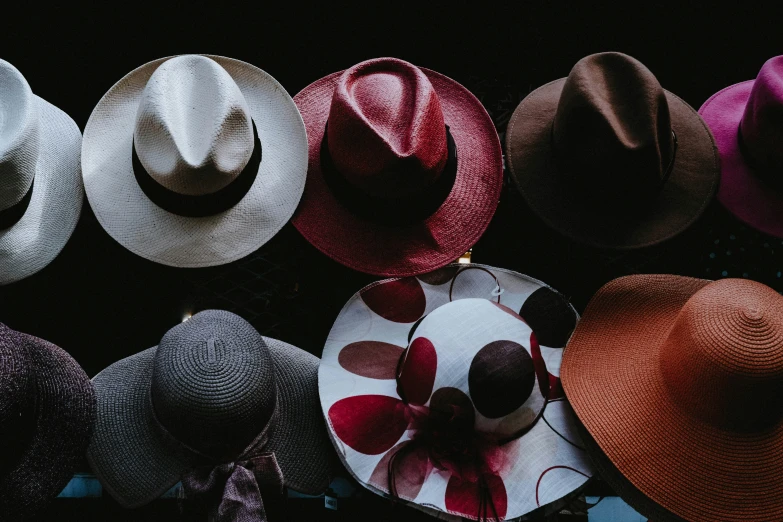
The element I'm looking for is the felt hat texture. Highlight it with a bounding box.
[506,52,719,250]
[699,55,783,237]
[0,323,95,520]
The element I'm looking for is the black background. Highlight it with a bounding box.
[2,2,783,520]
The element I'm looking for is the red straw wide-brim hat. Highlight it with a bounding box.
[292,61,502,277]
[561,275,783,522]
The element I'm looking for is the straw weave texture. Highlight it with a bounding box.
[292,66,503,276]
[88,311,337,508]
[0,97,82,285]
[562,275,783,521]
[81,55,306,268]
[0,324,95,520]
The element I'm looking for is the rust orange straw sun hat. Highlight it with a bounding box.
[292,58,503,277]
[561,275,783,521]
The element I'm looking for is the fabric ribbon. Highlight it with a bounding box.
[148,387,282,522]
[131,120,262,218]
[181,452,284,522]
[387,403,505,521]
[0,178,33,230]
[320,124,458,226]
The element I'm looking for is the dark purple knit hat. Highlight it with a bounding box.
[0,322,96,520]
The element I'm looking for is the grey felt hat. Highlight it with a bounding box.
[87,310,338,517]
[0,323,95,520]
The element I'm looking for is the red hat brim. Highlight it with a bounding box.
[291,67,503,277]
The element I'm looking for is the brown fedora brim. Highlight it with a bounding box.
[561,275,783,521]
[506,79,720,250]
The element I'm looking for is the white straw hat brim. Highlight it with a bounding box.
[81,55,307,268]
[0,96,82,285]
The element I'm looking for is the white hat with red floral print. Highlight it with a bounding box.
[318,264,594,521]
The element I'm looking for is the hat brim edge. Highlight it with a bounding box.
[506,79,720,250]
[291,67,504,277]
[0,97,83,285]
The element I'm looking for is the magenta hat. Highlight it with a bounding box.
[700,56,783,237]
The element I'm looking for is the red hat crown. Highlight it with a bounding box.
[660,279,783,431]
[326,58,449,200]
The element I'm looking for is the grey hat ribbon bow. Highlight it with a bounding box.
[181,450,284,522]
[149,388,283,522]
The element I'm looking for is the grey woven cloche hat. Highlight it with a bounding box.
[0,323,96,520]
[87,310,339,519]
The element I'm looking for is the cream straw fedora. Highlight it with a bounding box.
[81,54,307,267]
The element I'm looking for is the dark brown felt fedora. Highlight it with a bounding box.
[506,52,720,249]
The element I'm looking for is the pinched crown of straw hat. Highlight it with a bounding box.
[82,54,307,267]
[292,58,503,276]
[319,264,594,520]
[0,59,83,285]
[88,310,338,520]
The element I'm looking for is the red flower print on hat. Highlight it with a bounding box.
[319,265,593,520]
[329,334,510,520]
[360,278,426,323]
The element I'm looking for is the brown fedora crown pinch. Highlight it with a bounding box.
[550,53,677,213]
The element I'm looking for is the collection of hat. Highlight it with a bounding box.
[2,50,783,521]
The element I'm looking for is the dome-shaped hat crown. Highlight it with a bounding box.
[0,59,39,215]
[326,58,449,200]
[552,52,675,209]
[398,299,546,439]
[739,56,783,176]
[151,310,276,459]
[661,279,783,431]
[0,324,35,476]
[133,55,255,197]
